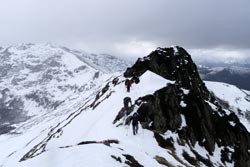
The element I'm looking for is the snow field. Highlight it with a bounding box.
[0,71,181,167]
[205,81,250,132]
[1,71,248,166]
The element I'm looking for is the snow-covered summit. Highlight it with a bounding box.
[0,43,131,129]
[60,46,132,73]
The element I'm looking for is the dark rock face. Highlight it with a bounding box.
[136,84,182,132]
[124,46,250,167]
[124,47,209,97]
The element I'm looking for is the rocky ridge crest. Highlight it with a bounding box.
[124,46,250,167]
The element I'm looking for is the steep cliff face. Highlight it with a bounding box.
[125,46,250,167]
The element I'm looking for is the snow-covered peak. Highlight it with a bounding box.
[1,43,131,73]
[0,43,131,127]
[60,46,132,73]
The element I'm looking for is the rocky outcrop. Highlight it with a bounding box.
[124,46,250,167]
[124,46,210,99]
[135,84,182,132]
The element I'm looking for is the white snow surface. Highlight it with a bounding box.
[0,69,243,167]
[2,71,230,167]
[0,43,130,126]
[0,71,183,167]
[0,45,248,166]
[205,81,250,132]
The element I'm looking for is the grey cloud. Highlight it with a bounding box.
[0,0,249,59]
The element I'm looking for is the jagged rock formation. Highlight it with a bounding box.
[124,46,209,98]
[124,46,250,167]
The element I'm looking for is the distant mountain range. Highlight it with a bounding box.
[198,65,250,91]
[0,43,131,130]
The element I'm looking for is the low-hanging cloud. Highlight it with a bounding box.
[0,0,249,61]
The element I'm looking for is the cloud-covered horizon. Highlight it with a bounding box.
[0,0,249,62]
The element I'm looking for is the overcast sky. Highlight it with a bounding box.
[0,0,249,62]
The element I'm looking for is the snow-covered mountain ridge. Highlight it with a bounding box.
[0,46,250,167]
[0,43,130,133]
[205,81,250,131]
[122,46,250,166]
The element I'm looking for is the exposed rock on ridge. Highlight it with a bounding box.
[124,46,209,98]
[124,46,250,167]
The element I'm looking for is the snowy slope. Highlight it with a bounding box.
[205,81,250,132]
[0,44,130,132]
[60,46,132,73]
[1,45,250,167]
[0,71,238,167]
[0,71,179,167]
